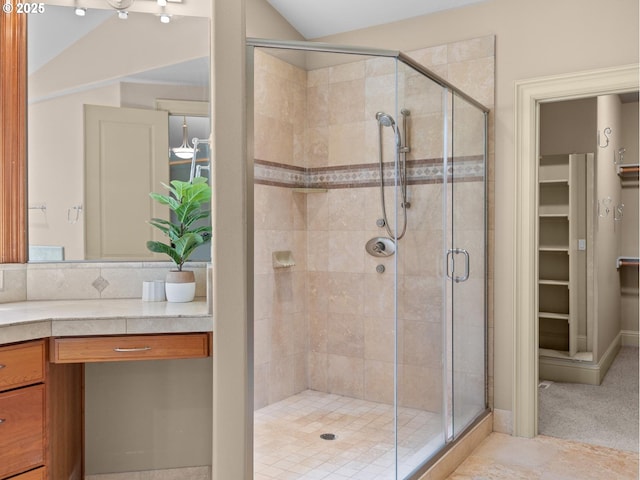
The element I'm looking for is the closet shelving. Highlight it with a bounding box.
[617,158,639,266]
[538,154,579,357]
[617,163,640,177]
[617,256,640,268]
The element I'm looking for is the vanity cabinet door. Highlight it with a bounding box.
[0,385,45,479]
[0,340,45,391]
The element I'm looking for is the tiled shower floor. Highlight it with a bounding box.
[254,390,443,480]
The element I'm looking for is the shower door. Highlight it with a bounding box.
[446,91,487,439]
[394,60,448,479]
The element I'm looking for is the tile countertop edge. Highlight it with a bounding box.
[0,298,212,344]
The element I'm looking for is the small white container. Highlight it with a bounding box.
[142,280,166,302]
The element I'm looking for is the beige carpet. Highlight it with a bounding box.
[538,346,639,452]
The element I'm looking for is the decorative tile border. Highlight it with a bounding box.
[254,157,484,189]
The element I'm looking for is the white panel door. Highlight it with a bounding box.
[84,104,169,260]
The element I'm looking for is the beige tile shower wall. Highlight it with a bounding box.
[254,185,308,409]
[254,50,307,168]
[253,51,309,409]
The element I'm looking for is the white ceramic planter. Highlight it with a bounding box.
[165,270,196,303]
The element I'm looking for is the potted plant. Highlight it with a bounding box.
[147,177,212,302]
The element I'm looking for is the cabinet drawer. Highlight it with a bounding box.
[0,341,45,392]
[0,385,45,479]
[50,333,211,363]
[7,467,45,480]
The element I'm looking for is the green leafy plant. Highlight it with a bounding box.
[147,177,212,271]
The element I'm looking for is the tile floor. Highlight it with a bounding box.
[254,390,444,479]
[446,432,639,480]
[255,390,639,480]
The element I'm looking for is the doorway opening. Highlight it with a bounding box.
[513,63,639,439]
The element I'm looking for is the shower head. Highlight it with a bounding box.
[376,111,402,147]
[376,112,395,127]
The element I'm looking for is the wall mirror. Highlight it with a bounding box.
[27,2,210,262]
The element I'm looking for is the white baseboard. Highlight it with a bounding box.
[621,330,639,347]
[85,466,211,480]
[539,334,622,385]
[492,408,512,434]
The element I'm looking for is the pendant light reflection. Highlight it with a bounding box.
[171,116,194,159]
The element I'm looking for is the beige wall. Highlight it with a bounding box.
[28,83,120,259]
[595,94,623,361]
[540,98,597,156]
[29,14,209,100]
[244,0,639,417]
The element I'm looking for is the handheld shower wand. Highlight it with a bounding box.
[376,109,411,240]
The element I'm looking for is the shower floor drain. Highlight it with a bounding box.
[320,433,336,440]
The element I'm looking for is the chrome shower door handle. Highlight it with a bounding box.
[446,248,470,283]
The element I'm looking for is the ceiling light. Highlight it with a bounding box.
[171,117,194,159]
[157,0,167,6]
[160,13,171,23]
[117,10,128,19]
[75,7,87,16]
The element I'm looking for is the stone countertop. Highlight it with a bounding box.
[0,298,212,345]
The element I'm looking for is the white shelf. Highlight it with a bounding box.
[538,312,569,321]
[539,279,570,286]
[539,213,569,218]
[539,178,569,184]
[539,245,569,252]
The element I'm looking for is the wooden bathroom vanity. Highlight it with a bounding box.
[0,299,212,480]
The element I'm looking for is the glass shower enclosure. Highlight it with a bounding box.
[247,38,488,479]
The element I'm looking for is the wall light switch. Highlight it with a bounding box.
[578,239,586,251]
[0,270,4,291]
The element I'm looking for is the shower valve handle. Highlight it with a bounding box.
[373,242,385,253]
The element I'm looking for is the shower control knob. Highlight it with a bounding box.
[365,237,395,257]
[376,218,386,228]
[373,242,385,253]
[376,264,385,274]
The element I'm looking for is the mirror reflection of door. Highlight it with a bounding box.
[84,105,169,261]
